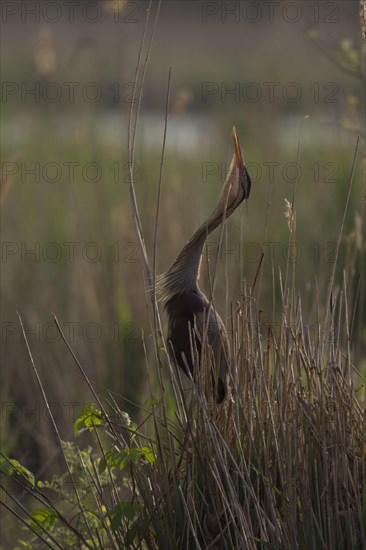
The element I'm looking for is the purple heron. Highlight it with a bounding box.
[158,128,251,403]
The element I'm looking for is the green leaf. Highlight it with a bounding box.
[138,446,155,464]
[116,446,155,469]
[0,455,14,476]
[16,541,33,549]
[73,403,103,437]
[98,456,107,475]
[106,501,139,531]
[144,396,164,408]
[101,445,155,473]
[0,456,35,486]
[31,507,58,531]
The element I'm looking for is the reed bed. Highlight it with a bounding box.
[1,266,365,548]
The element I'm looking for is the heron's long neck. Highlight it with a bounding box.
[158,154,239,303]
[160,206,229,302]
[177,210,223,275]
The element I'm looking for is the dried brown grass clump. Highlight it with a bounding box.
[136,284,364,549]
[1,283,365,548]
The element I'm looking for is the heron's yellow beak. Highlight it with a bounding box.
[232,127,244,168]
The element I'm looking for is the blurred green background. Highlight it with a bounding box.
[1,0,364,492]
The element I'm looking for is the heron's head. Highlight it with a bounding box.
[215,127,251,218]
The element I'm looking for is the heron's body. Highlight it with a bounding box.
[158,128,251,403]
[165,290,230,403]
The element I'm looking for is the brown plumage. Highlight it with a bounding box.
[158,128,251,403]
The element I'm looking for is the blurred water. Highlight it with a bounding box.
[2,110,355,155]
[2,111,216,153]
